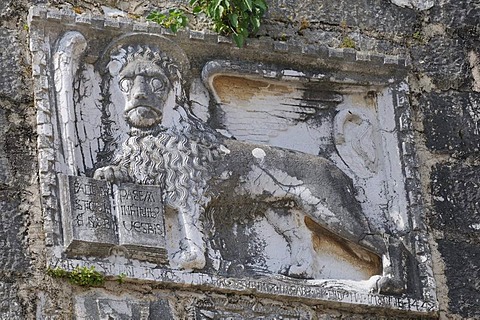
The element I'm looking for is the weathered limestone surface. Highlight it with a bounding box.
[431,164,480,238]
[0,23,35,320]
[421,92,480,154]
[0,281,24,320]
[431,164,480,319]
[0,28,28,102]
[0,0,479,319]
[411,37,470,91]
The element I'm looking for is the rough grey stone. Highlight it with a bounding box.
[0,190,28,273]
[0,1,13,18]
[411,37,470,90]
[0,29,25,102]
[148,299,174,320]
[420,92,480,154]
[431,163,480,240]
[193,295,314,319]
[0,281,24,320]
[267,0,418,37]
[430,1,480,38]
[431,163,480,317]
[437,239,480,319]
[0,108,11,185]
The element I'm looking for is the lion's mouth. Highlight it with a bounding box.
[125,106,162,128]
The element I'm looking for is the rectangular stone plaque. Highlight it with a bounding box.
[59,175,117,257]
[60,175,167,262]
[115,183,167,263]
[32,6,437,315]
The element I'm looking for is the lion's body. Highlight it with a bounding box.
[100,128,387,271]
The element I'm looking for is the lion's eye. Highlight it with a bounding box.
[150,78,165,93]
[119,78,133,93]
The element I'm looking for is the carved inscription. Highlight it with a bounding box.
[60,175,167,263]
[116,183,167,263]
[60,175,117,256]
[73,180,115,230]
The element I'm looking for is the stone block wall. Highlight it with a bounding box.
[0,0,479,319]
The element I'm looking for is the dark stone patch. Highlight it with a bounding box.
[0,281,24,320]
[204,197,270,276]
[0,102,34,278]
[0,29,27,102]
[0,108,11,185]
[437,239,480,319]
[0,1,12,17]
[411,37,470,90]
[431,163,480,240]
[0,190,28,273]
[430,2,480,39]
[148,298,174,320]
[420,92,480,154]
[267,0,418,37]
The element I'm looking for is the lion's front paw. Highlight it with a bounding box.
[174,250,206,271]
[93,166,124,183]
[375,275,406,295]
[172,240,206,271]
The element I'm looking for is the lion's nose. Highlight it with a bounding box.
[132,76,148,99]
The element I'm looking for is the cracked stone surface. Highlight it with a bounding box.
[420,92,480,154]
[0,0,479,318]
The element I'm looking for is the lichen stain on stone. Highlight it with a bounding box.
[305,216,382,278]
[350,91,378,111]
[212,75,293,103]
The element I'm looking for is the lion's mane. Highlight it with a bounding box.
[111,125,219,213]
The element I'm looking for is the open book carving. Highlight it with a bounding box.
[60,175,168,263]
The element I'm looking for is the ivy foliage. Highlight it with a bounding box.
[47,266,105,287]
[147,9,189,33]
[147,0,268,47]
[191,0,267,47]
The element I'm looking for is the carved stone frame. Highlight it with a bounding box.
[29,5,437,315]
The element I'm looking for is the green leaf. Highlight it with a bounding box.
[243,0,252,11]
[254,0,267,11]
[242,27,249,37]
[212,0,222,12]
[216,4,225,19]
[148,0,266,48]
[251,16,260,29]
[193,5,202,14]
[229,13,238,28]
[232,33,245,47]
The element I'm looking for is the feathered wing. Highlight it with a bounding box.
[200,62,343,155]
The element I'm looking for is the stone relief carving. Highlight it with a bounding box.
[30,7,437,312]
[334,108,380,178]
[27,17,435,312]
[55,33,403,294]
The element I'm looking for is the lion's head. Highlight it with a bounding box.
[106,44,183,130]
